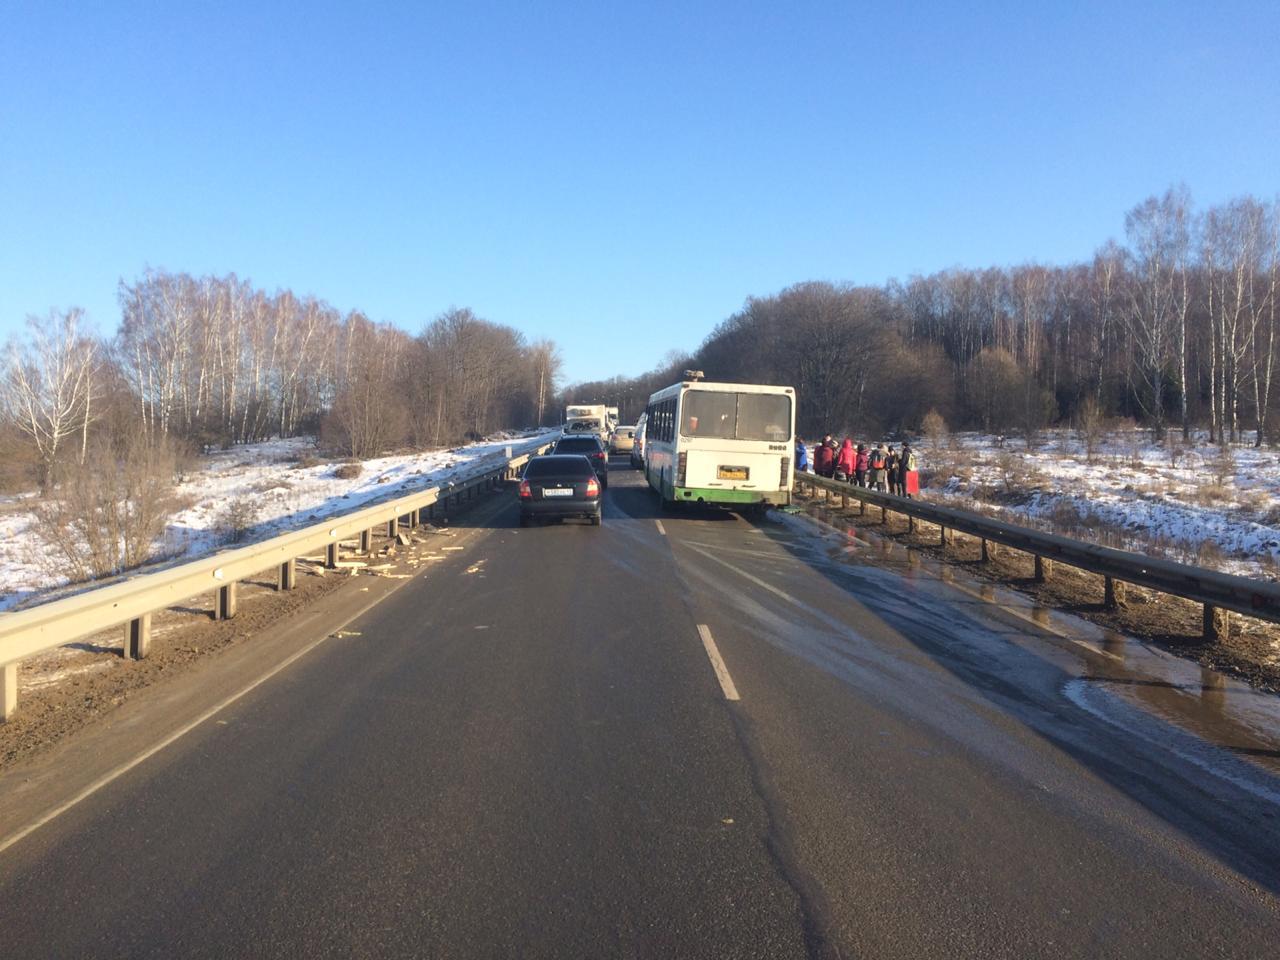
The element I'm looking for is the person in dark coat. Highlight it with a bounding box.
[887,445,903,495]
[814,436,835,478]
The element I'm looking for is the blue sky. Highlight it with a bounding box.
[2,1,1277,384]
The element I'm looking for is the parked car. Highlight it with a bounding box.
[609,426,636,454]
[518,455,602,526]
[551,435,609,487]
[630,414,647,469]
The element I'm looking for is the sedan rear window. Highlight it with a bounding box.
[524,457,594,478]
[555,438,601,453]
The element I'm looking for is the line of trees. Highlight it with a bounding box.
[567,188,1279,446]
[2,269,563,489]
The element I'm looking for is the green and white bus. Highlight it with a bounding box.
[644,379,795,512]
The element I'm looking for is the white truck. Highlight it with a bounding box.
[564,403,610,438]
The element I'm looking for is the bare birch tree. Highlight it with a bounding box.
[0,308,100,492]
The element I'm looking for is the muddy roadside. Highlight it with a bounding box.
[793,490,1280,693]
[0,499,495,772]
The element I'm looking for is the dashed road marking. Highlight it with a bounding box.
[655,520,667,536]
[697,624,741,701]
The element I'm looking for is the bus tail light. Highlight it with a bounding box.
[677,451,687,485]
[780,457,790,486]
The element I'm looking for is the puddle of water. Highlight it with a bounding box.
[789,498,1280,779]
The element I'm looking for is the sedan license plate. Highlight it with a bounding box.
[717,466,749,481]
[543,488,574,497]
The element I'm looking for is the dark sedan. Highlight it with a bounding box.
[551,435,609,487]
[518,455,603,526]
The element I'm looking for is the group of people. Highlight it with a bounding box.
[795,435,920,497]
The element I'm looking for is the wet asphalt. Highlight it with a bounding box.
[1,462,1279,958]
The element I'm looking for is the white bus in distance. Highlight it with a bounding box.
[644,379,795,512]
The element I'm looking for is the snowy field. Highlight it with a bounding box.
[919,430,1280,581]
[0,431,552,613]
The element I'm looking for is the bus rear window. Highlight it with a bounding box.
[736,393,791,441]
[681,391,790,442]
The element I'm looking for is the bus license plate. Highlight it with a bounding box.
[718,466,749,480]
[543,488,573,497]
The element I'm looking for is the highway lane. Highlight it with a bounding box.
[1,461,1279,957]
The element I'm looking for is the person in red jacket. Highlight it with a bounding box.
[854,444,869,487]
[814,435,836,478]
[835,438,856,481]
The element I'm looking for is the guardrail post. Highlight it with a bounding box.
[840,490,848,509]
[417,505,429,525]
[860,499,866,516]
[1,661,16,722]
[881,504,889,525]
[940,525,949,547]
[387,518,398,538]
[325,541,340,569]
[1203,604,1229,643]
[907,515,917,534]
[277,558,296,591]
[359,529,373,554]
[981,539,997,561]
[216,582,238,620]
[1104,576,1126,609]
[1034,556,1053,582]
[123,613,152,659]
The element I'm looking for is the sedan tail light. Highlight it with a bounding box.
[585,477,600,497]
[518,479,532,499]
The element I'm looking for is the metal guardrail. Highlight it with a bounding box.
[0,438,554,720]
[798,473,1280,639]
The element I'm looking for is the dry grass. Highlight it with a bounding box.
[332,461,362,480]
[249,478,293,494]
[1188,481,1233,506]
[216,497,260,544]
[37,434,182,581]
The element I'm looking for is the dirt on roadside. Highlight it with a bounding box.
[795,491,1280,693]
[0,512,479,772]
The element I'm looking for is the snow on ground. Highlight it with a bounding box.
[919,429,1280,580]
[0,431,553,613]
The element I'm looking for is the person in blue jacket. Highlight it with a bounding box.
[795,436,810,473]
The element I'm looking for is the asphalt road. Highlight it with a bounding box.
[2,461,1280,958]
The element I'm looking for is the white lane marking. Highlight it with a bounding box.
[655,520,667,536]
[686,538,1119,661]
[685,542,802,607]
[697,624,741,701]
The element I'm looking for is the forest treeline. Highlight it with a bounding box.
[566,188,1279,447]
[0,269,563,494]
